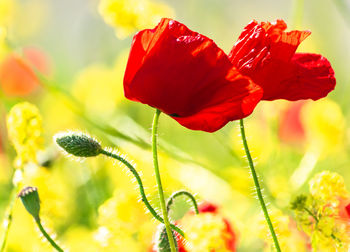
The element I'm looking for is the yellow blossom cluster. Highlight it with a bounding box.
[178,212,232,252]
[98,0,174,38]
[292,171,350,251]
[258,209,309,252]
[94,188,155,251]
[309,171,349,203]
[6,102,43,168]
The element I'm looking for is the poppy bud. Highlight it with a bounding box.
[154,224,178,252]
[54,132,102,157]
[18,186,40,220]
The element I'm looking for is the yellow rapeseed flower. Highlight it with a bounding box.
[97,188,155,249]
[99,0,174,38]
[179,213,232,252]
[258,209,309,252]
[309,171,348,203]
[6,102,43,168]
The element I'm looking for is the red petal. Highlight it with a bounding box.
[229,20,310,72]
[258,53,335,101]
[345,203,350,218]
[172,72,262,132]
[124,18,262,132]
[198,202,218,213]
[229,20,335,101]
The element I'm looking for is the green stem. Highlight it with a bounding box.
[152,109,176,252]
[35,218,64,252]
[304,207,319,223]
[239,119,281,252]
[100,149,184,237]
[0,184,18,252]
[167,190,199,214]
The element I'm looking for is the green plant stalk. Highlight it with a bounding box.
[167,190,199,214]
[239,119,281,252]
[100,149,184,237]
[0,183,19,252]
[152,109,176,252]
[34,217,64,252]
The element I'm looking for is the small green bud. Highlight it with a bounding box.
[291,194,308,211]
[155,224,178,252]
[18,186,41,220]
[54,132,102,157]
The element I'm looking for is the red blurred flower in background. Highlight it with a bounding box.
[124,18,335,132]
[279,101,306,145]
[229,20,335,101]
[0,47,50,96]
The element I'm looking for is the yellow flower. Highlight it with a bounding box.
[97,187,155,249]
[6,102,43,168]
[309,171,348,203]
[23,165,73,223]
[301,99,345,154]
[93,226,143,251]
[99,0,174,38]
[71,52,128,116]
[258,209,309,252]
[178,211,234,252]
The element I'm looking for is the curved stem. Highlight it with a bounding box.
[100,149,184,237]
[152,109,176,252]
[239,119,281,252]
[167,190,199,214]
[35,218,64,252]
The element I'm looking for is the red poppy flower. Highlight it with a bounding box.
[0,47,50,96]
[124,18,263,132]
[228,20,336,101]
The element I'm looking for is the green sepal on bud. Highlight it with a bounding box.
[54,132,102,157]
[155,224,179,252]
[18,186,41,220]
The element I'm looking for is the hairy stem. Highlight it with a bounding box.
[100,149,184,237]
[35,218,64,252]
[152,109,176,252]
[239,119,281,252]
[167,190,199,214]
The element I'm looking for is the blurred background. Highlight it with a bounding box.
[0,0,349,251]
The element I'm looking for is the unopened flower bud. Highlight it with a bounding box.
[18,186,40,220]
[290,194,308,211]
[154,224,178,252]
[54,132,102,157]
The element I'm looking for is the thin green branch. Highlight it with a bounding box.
[100,149,184,237]
[35,218,64,252]
[166,190,199,214]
